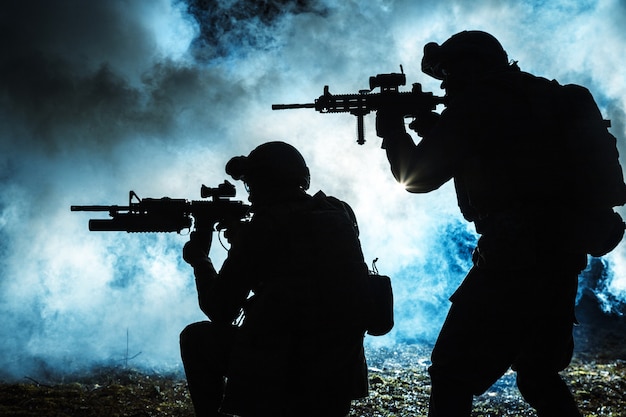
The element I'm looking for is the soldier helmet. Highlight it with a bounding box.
[421,30,509,80]
[225,141,311,190]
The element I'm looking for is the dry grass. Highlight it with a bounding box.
[2,297,624,417]
[356,345,626,417]
[1,343,625,417]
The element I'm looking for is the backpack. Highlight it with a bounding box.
[294,192,394,336]
[327,196,394,336]
[543,78,626,256]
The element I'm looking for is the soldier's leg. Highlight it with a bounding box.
[180,321,236,417]
[427,375,473,417]
[299,399,351,417]
[516,368,581,417]
[514,267,582,417]
[428,299,517,417]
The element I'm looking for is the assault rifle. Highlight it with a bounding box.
[71,180,251,233]
[272,67,447,145]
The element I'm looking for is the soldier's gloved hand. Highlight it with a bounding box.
[221,222,244,247]
[183,230,213,266]
[408,111,440,137]
[375,109,406,138]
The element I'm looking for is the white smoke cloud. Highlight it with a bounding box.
[1,0,625,379]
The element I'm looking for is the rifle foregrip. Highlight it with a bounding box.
[356,113,365,145]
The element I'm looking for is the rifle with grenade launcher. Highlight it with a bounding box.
[272,67,447,145]
[71,180,251,234]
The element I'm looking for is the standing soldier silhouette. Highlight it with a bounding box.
[376,30,626,417]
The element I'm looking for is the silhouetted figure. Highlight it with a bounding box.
[376,30,626,417]
[180,141,369,417]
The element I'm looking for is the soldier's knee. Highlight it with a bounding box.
[180,321,212,349]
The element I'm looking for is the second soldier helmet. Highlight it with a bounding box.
[421,30,509,80]
[225,141,311,190]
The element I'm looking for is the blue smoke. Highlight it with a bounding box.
[579,257,626,316]
[1,0,626,382]
[371,219,478,346]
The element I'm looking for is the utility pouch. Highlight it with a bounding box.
[365,260,394,336]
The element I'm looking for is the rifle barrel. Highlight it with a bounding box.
[88,216,192,233]
[272,103,316,110]
[71,205,128,212]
